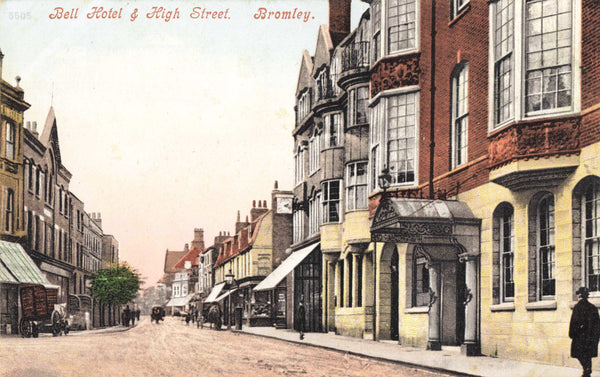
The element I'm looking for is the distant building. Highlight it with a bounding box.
[211,182,293,327]
[102,233,119,268]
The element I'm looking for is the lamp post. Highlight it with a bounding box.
[378,165,392,193]
[225,269,239,330]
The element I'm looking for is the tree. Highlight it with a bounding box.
[90,263,142,306]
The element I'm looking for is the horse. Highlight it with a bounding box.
[206,304,222,330]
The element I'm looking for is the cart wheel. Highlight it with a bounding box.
[19,318,32,338]
[32,323,39,338]
[51,312,62,336]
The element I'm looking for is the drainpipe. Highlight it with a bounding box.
[428,0,437,200]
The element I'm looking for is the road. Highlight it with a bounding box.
[0,317,457,377]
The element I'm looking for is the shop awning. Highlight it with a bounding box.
[203,282,226,304]
[166,293,195,307]
[0,241,47,284]
[254,243,319,291]
[215,288,238,303]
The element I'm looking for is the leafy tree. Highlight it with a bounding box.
[90,263,142,306]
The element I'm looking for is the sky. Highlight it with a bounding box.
[0,0,368,287]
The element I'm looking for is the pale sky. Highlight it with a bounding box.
[0,0,368,287]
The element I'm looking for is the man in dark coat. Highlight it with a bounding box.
[296,301,305,340]
[570,287,600,377]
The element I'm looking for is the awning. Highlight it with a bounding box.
[254,243,319,291]
[0,241,47,284]
[203,282,226,304]
[166,293,194,307]
[215,288,238,303]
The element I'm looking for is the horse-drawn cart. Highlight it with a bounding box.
[19,284,69,337]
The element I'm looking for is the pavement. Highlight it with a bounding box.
[239,325,597,377]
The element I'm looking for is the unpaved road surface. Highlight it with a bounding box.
[0,317,455,377]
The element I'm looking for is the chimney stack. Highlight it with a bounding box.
[329,0,351,47]
[184,243,189,252]
[192,228,205,252]
[32,121,38,138]
[235,210,249,234]
[251,199,269,221]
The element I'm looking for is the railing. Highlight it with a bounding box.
[342,41,370,72]
[314,78,336,102]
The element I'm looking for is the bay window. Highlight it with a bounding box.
[346,162,368,211]
[322,180,341,223]
[323,113,342,148]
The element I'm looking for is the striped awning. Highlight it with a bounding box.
[0,241,47,284]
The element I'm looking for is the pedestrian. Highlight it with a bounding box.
[130,307,136,326]
[123,305,131,326]
[136,309,140,321]
[569,286,600,377]
[296,301,305,340]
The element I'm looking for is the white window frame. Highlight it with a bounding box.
[369,87,419,189]
[322,180,341,224]
[346,162,368,211]
[451,64,469,169]
[309,129,321,175]
[323,112,342,149]
[294,145,305,186]
[372,0,420,61]
[293,209,305,244]
[309,192,321,236]
[348,86,369,127]
[297,90,311,125]
[499,206,515,303]
[5,122,15,160]
[488,0,581,132]
[451,0,469,20]
[537,193,555,299]
[583,181,600,294]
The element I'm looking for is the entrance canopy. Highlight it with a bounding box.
[371,198,480,254]
[254,243,319,291]
[203,282,226,304]
[0,241,48,285]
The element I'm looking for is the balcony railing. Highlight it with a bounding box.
[342,41,370,72]
[314,78,336,102]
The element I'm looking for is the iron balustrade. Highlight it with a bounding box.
[342,41,370,72]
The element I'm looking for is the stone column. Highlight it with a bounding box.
[352,254,359,308]
[461,254,480,356]
[427,261,441,351]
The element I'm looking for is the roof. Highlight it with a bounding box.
[164,250,187,273]
[0,241,49,285]
[214,210,271,267]
[254,243,318,291]
[173,247,202,269]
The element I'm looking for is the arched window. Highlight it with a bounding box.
[451,63,469,168]
[573,178,600,293]
[528,192,555,301]
[493,202,515,303]
[4,189,13,232]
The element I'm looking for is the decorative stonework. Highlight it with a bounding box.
[371,222,452,243]
[370,53,421,98]
[488,117,581,169]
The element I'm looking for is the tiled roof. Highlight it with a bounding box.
[173,247,202,269]
[164,250,186,273]
[215,210,271,267]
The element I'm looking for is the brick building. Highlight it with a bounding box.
[211,182,293,327]
[290,0,600,369]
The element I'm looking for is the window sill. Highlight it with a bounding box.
[525,300,557,311]
[490,302,515,312]
[405,306,429,314]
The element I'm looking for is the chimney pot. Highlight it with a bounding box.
[274,180,278,189]
[15,76,21,87]
[263,200,267,208]
[253,200,256,208]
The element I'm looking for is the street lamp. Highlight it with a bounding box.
[378,165,392,193]
[225,269,239,330]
